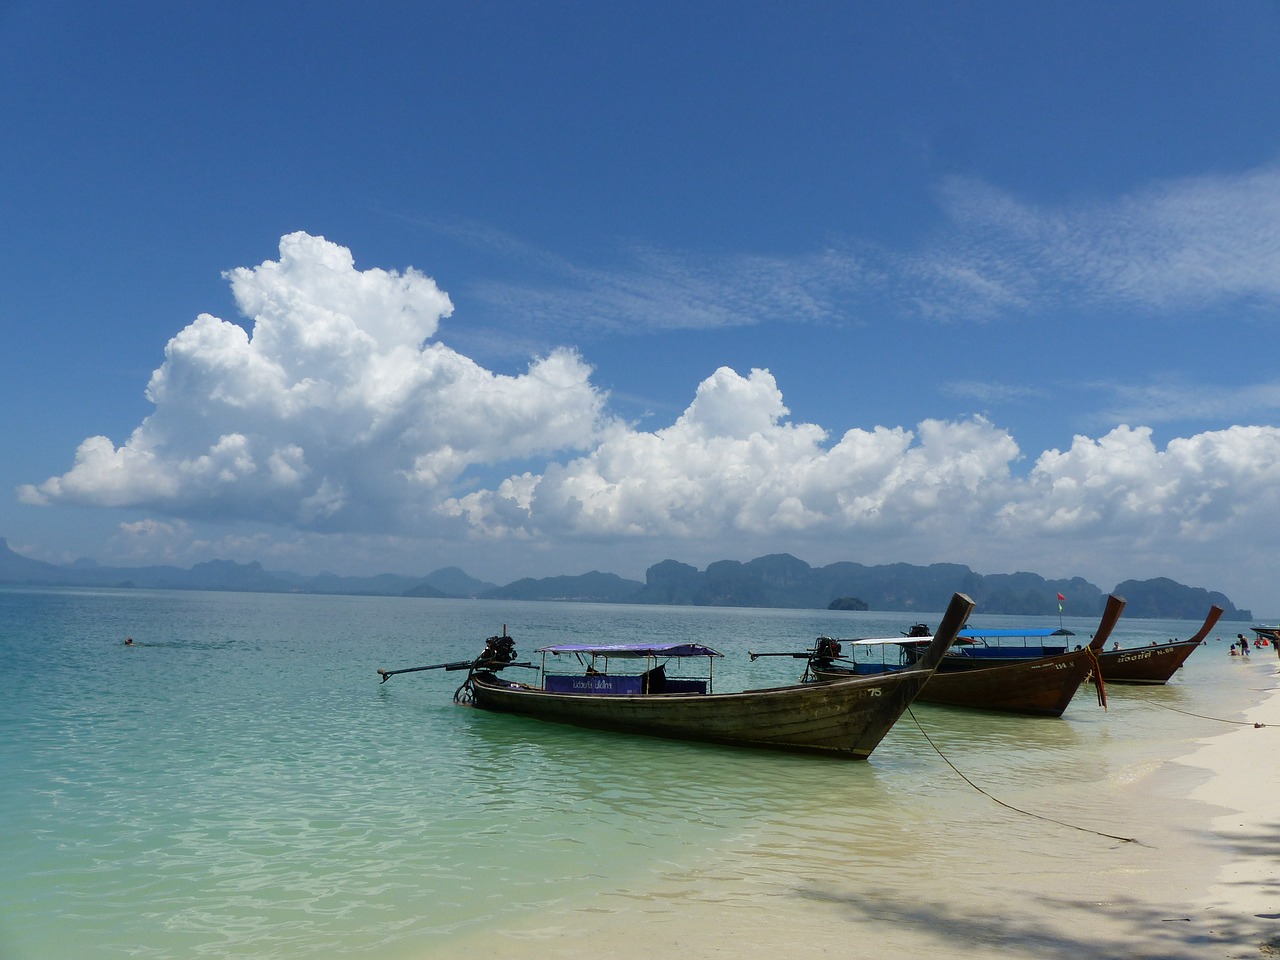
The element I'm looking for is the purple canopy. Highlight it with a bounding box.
[536,642,723,658]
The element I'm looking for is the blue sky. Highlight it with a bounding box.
[3,2,1279,614]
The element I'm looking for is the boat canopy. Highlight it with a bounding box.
[536,642,724,658]
[958,628,1074,638]
[845,626,1074,647]
[844,636,927,647]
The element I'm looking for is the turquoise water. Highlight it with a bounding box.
[0,587,1273,959]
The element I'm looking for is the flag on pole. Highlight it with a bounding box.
[1056,592,1065,612]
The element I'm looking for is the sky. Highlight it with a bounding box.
[3,1,1279,615]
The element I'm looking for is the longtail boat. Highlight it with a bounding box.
[378,593,974,759]
[788,595,1126,717]
[1092,605,1222,684]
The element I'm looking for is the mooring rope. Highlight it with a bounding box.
[905,705,1140,845]
[1131,696,1270,727]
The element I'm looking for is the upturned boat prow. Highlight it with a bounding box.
[1087,594,1128,653]
[1095,604,1223,685]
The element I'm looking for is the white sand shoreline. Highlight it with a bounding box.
[419,652,1280,960]
[1182,656,1280,958]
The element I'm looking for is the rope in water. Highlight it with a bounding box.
[905,705,1140,845]
[1135,696,1271,726]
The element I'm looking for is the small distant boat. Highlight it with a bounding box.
[1093,605,1222,684]
[786,595,1125,717]
[398,592,975,759]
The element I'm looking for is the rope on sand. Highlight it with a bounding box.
[906,706,1140,845]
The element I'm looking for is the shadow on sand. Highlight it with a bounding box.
[795,818,1280,960]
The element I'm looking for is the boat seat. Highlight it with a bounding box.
[641,664,667,694]
[663,679,708,694]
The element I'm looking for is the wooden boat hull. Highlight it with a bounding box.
[1093,605,1219,684]
[816,647,1099,717]
[1094,639,1200,684]
[466,668,935,759]
[932,649,1063,670]
[454,592,975,759]
[846,594,1126,715]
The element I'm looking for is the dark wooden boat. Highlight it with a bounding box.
[447,592,974,759]
[806,594,1126,717]
[1093,605,1222,684]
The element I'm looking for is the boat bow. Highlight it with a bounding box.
[1084,594,1127,707]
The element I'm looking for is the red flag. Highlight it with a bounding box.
[1056,593,1066,601]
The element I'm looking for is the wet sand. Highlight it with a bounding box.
[448,655,1280,960]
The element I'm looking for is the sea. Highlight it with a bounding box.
[1,586,1275,960]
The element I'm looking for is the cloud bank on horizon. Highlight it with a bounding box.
[18,225,1280,600]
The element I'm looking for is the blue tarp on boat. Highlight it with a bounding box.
[545,673,646,694]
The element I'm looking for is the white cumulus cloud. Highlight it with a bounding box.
[20,232,611,532]
[1000,424,1280,540]
[443,366,1023,541]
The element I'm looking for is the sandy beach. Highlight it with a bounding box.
[1186,654,1280,958]
[458,653,1280,960]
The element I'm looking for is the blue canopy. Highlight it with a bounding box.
[536,642,723,658]
[854,627,1072,646]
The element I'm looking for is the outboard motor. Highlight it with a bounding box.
[479,633,517,667]
[812,636,843,669]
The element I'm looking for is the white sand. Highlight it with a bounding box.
[437,655,1280,960]
[1182,659,1280,958]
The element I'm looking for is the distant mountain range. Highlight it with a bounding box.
[0,537,1251,621]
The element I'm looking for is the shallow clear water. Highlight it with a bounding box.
[0,587,1271,959]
